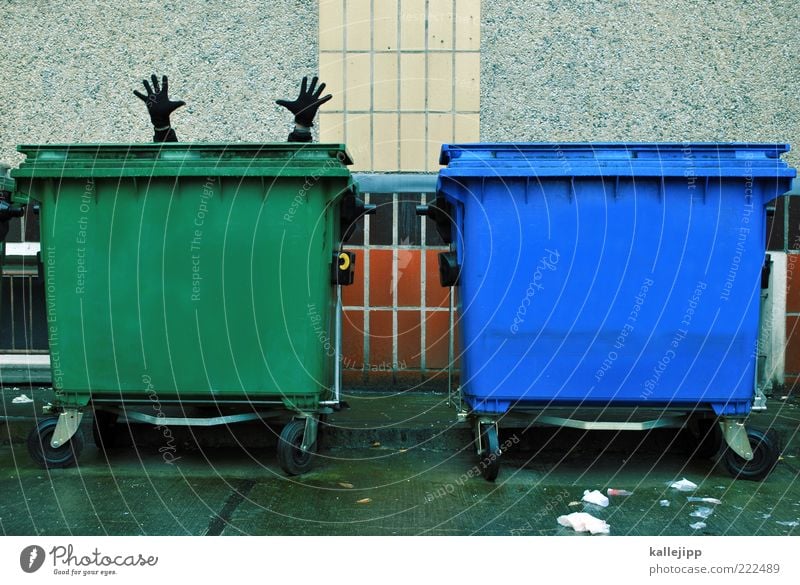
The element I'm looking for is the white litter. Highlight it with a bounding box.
[11,395,33,404]
[687,497,722,505]
[659,500,670,507]
[776,521,799,527]
[582,489,610,508]
[760,514,772,519]
[670,478,698,491]
[690,507,714,519]
[689,522,707,530]
[557,512,610,535]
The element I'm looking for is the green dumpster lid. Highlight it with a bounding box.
[12,143,353,179]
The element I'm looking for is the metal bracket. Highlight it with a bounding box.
[752,387,767,411]
[301,415,318,452]
[720,419,753,460]
[50,409,83,448]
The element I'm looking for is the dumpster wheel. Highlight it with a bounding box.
[27,417,84,469]
[278,419,316,476]
[478,423,501,482]
[723,428,780,481]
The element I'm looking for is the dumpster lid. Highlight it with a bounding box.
[12,143,353,178]
[439,142,797,179]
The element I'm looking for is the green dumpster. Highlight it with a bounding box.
[1,170,22,322]
[12,143,372,474]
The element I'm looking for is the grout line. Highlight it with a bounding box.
[450,0,457,141]
[320,49,481,53]
[423,0,429,172]
[322,109,480,114]
[342,0,349,148]
[370,0,375,172]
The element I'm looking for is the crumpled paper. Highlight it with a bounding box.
[557,512,610,535]
[670,478,698,491]
[582,489,609,507]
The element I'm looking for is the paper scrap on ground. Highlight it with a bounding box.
[582,489,610,507]
[11,395,33,404]
[659,500,670,507]
[557,512,610,535]
[689,522,706,530]
[687,497,722,505]
[776,521,799,527]
[670,478,698,491]
[690,507,714,519]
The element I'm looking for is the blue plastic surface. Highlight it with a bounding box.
[438,143,796,417]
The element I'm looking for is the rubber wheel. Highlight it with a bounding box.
[690,418,723,459]
[723,428,780,481]
[92,410,119,450]
[277,420,316,476]
[478,424,501,482]
[27,417,84,469]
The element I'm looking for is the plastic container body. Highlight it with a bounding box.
[437,143,795,417]
[12,143,355,412]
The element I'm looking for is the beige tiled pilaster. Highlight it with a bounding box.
[319,0,481,172]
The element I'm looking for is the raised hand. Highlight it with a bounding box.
[133,74,186,129]
[276,76,333,128]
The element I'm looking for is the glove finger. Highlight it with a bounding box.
[169,100,186,112]
[151,74,161,93]
[162,76,169,95]
[300,76,308,95]
[314,82,326,98]
[315,94,333,107]
[276,99,292,108]
[142,80,154,95]
[307,76,318,95]
[133,90,148,102]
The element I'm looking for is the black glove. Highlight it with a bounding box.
[276,76,333,128]
[134,74,185,129]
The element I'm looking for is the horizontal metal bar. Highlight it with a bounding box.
[111,408,281,427]
[526,414,688,431]
[353,173,438,194]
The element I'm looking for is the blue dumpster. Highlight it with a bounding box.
[427,142,796,481]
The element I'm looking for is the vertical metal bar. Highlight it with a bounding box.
[448,285,455,408]
[334,283,342,404]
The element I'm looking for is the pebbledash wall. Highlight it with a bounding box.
[0,1,797,391]
[0,0,318,164]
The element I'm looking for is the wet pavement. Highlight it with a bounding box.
[1,391,799,536]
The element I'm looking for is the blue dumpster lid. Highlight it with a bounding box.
[439,143,797,179]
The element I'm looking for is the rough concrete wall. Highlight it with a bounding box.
[0,0,317,166]
[482,0,800,167]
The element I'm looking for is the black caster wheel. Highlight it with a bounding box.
[478,423,501,482]
[92,409,119,450]
[723,428,780,481]
[27,417,84,469]
[688,418,723,459]
[277,420,316,476]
